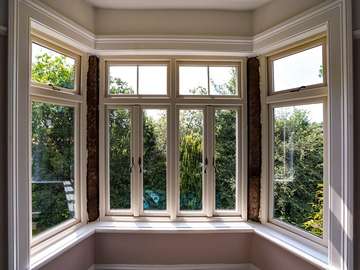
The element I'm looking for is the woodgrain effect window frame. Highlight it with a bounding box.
[29,34,86,249]
[265,35,329,247]
[99,57,247,221]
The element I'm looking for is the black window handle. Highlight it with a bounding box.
[130,157,135,172]
[204,157,208,174]
[138,157,142,173]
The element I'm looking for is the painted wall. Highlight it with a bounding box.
[353,0,360,268]
[354,37,359,270]
[252,0,327,34]
[39,0,95,32]
[38,0,332,37]
[95,233,251,265]
[0,1,8,270]
[250,235,320,270]
[39,235,95,270]
[0,34,8,270]
[37,232,322,269]
[94,9,253,36]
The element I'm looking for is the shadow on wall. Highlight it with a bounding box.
[354,38,360,270]
[0,34,8,270]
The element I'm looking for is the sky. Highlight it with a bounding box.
[32,43,75,67]
[273,45,323,91]
[33,41,324,123]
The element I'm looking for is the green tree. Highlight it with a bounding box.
[32,53,75,89]
[31,51,76,236]
[273,109,324,237]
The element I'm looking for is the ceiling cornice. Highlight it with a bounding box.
[24,0,341,56]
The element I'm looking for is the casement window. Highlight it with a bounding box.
[266,37,328,244]
[30,35,84,245]
[101,59,246,219]
[107,106,169,215]
[107,63,168,96]
[178,63,239,96]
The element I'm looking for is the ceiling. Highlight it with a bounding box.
[86,0,272,11]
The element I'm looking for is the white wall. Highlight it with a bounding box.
[0,1,8,269]
[94,9,253,36]
[38,0,333,37]
[353,0,360,269]
[252,0,327,34]
[39,0,95,32]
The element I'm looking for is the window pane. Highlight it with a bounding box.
[273,45,324,92]
[143,109,167,210]
[109,66,137,95]
[273,103,324,237]
[32,102,75,236]
[31,43,76,90]
[139,66,167,95]
[179,66,208,95]
[179,109,204,210]
[109,108,132,209]
[210,67,238,96]
[215,109,237,210]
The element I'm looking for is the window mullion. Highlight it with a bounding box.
[169,104,176,219]
[132,105,141,216]
[205,106,214,217]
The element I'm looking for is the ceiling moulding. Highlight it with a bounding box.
[86,0,271,11]
[94,35,254,56]
[253,0,341,54]
[23,0,341,56]
[23,0,95,49]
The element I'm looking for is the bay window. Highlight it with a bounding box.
[30,35,84,245]
[266,37,328,244]
[100,59,246,219]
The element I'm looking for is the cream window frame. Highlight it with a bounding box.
[267,36,327,95]
[264,36,329,247]
[99,57,247,221]
[106,61,171,97]
[29,35,86,249]
[31,34,82,94]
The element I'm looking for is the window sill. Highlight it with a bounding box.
[30,221,328,270]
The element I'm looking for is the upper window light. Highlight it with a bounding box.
[179,65,238,96]
[108,64,168,95]
[272,45,325,92]
[31,42,77,91]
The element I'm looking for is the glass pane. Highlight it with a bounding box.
[179,66,208,95]
[215,109,237,210]
[32,102,75,236]
[143,109,167,210]
[31,43,76,90]
[273,103,324,237]
[179,109,204,210]
[273,45,324,92]
[210,67,238,96]
[109,66,137,95]
[139,66,167,95]
[109,108,132,209]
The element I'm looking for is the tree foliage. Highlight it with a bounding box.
[31,53,324,238]
[32,53,75,89]
[31,51,76,236]
[273,109,324,237]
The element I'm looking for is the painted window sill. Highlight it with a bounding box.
[30,221,328,270]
